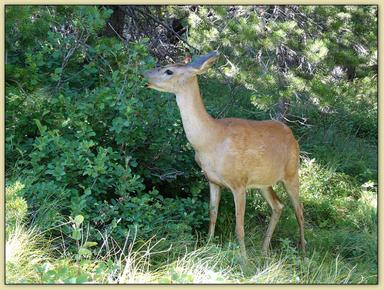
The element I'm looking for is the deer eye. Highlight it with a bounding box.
[165,69,173,75]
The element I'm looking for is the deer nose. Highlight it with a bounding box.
[142,71,151,87]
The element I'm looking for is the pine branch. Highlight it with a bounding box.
[136,8,200,53]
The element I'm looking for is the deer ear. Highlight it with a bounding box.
[187,51,219,74]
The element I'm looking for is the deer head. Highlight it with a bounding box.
[143,51,219,94]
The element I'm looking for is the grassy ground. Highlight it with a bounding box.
[5,156,377,284]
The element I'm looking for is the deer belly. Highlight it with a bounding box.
[218,145,285,188]
[196,148,284,189]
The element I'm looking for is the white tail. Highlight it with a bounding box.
[144,51,306,257]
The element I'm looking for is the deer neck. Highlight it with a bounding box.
[175,77,217,150]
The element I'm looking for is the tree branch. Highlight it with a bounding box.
[136,8,200,53]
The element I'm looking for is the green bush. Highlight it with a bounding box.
[6,6,208,251]
[300,158,376,230]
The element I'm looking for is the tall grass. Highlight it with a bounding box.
[5,157,377,284]
[6,224,369,284]
[6,225,51,283]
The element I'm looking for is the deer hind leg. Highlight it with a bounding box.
[232,187,247,258]
[260,186,284,253]
[283,175,306,253]
[208,182,221,239]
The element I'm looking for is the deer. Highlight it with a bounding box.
[143,51,306,258]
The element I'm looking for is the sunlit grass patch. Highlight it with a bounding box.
[6,225,51,283]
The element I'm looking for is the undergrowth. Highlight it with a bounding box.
[5,157,377,284]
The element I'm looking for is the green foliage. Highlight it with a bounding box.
[299,158,376,231]
[5,5,377,284]
[187,5,377,125]
[6,5,207,252]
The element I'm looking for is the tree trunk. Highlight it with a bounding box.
[275,98,290,123]
[102,6,126,38]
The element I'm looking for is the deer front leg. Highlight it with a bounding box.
[208,182,221,239]
[233,188,247,258]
